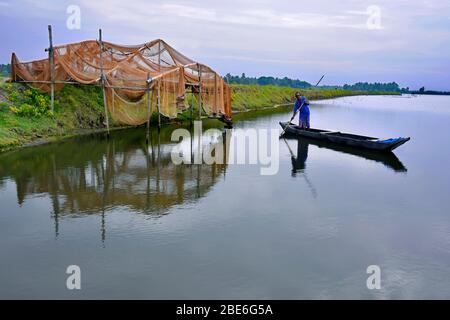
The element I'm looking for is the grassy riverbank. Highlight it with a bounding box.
[230,84,398,112]
[0,78,399,152]
[0,79,122,152]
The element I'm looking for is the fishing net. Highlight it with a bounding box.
[11,39,232,125]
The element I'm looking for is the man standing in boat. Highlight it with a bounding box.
[293,92,310,129]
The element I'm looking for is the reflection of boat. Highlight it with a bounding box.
[282,134,408,173]
[280,122,410,151]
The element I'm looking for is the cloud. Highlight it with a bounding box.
[81,0,369,30]
[1,0,449,90]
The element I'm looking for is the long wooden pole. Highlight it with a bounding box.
[214,73,217,114]
[98,29,110,137]
[15,80,158,90]
[190,87,194,123]
[111,87,115,114]
[157,41,162,130]
[158,40,161,72]
[47,25,55,113]
[146,73,152,144]
[198,64,202,120]
[157,81,161,130]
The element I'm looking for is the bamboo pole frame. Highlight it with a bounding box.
[12,28,232,131]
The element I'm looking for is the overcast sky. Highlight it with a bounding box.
[1,0,449,90]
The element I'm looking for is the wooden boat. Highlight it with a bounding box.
[282,134,407,172]
[279,122,410,152]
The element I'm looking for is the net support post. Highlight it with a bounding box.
[98,28,110,138]
[156,39,161,131]
[189,87,194,125]
[158,40,161,72]
[214,73,218,114]
[198,64,202,121]
[47,25,55,113]
[157,81,161,130]
[146,74,152,145]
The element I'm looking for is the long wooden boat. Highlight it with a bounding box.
[279,122,410,152]
[282,134,407,172]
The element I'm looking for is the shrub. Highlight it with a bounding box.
[8,87,53,118]
[9,91,19,102]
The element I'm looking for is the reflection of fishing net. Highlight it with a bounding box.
[2,132,229,215]
[11,39,232,125]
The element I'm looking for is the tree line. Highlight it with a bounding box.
[224,73,312,88]
[342,82,409,93]
[224,73,411,93]
[0,64,10,77]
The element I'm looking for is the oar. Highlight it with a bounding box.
[314,74,325,87]
[279,101,304,138]
[279,74,325,138]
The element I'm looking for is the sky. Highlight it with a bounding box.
[0,0,449,90]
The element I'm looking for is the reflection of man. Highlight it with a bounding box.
[291,139,309,176]
[293,92,310,129]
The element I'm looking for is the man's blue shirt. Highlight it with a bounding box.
[294,98,310,121]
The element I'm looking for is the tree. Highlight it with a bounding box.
[224,73,232,83]
[0,63,11,76]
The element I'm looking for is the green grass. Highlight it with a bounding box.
[230,84,399,112]
[0,78,400,152]
[0,110,57,149]
[0,79,120,152]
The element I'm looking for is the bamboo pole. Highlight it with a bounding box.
[158,40,161,72]
[16,80,79,85]
[190,87,194,123]
[146,137,150,210]
[11,53,17,82]
[190,121,194,164]
[47,25,55,113]
[15,80,158,90]
[157,80,161,130]
[146,73,152,144]
[111,88,115,114]
[156,129,161,192]
[156,41,162,130]
[98,29,110,137]
[214,73,218,114]
[198,64,202,120]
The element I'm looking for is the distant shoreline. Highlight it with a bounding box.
[410,91,450,96]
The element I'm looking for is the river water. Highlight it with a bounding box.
[0,94,449,299]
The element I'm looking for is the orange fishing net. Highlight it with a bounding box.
[11,39,232,125]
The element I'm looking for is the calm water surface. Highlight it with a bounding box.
[0,94,449,299]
